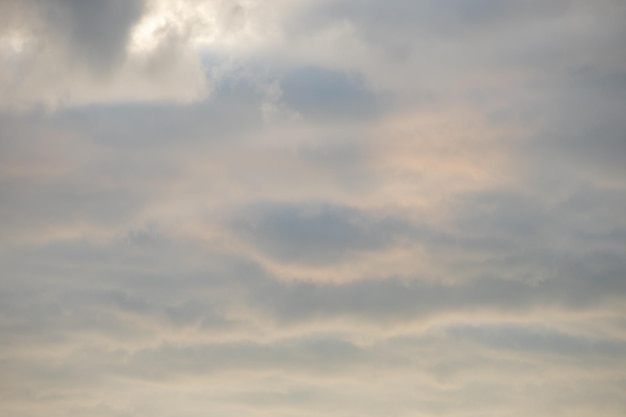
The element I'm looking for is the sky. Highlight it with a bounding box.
[1,1,625,416]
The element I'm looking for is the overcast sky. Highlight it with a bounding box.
[1,1,625,416]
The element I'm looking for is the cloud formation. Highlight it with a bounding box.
[1,1,625,417]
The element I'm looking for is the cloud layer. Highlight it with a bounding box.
[1,1,625,416]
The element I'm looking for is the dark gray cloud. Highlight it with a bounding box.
[2,0,145,71]
[123,336,364,380]
[0,0,209,107]
[280,66,380,121]
[55,76,266,147]
[448,323,626,358]
[231,202,411,264]
[44,0,145,71]
[520,69,626,179]
[250,258,626,323]
[288,0,571,59]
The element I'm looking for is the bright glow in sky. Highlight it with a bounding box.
[1,1,625,416]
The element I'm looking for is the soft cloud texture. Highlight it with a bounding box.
[1,1,625,416]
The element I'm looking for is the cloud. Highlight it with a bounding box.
[279,66,380,121]
[42,0,145,71]
[1,1,626,417]
[231,202,411,265]
[448,323,626,358]
[0,0,208,108]
[249,264,626,324]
